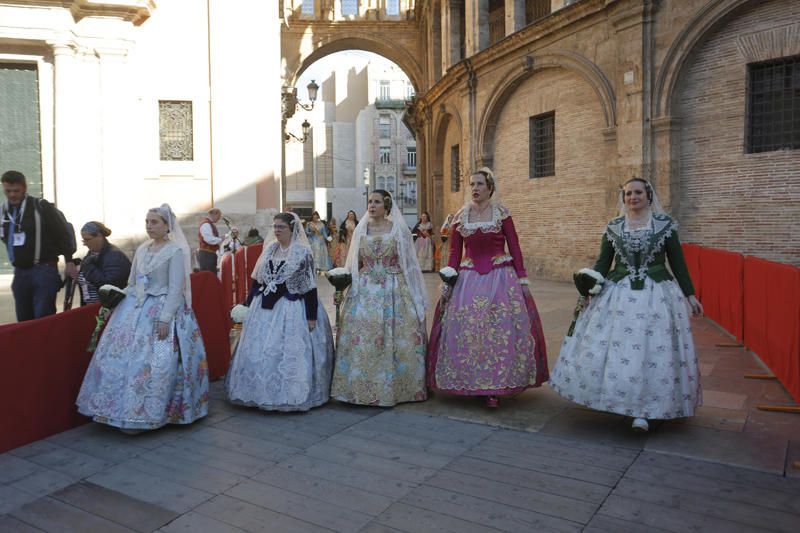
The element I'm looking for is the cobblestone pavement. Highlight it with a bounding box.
[2,275,799,531]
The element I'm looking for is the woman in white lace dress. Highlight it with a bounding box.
[76,204,209,431]
[226,212,334,411]
[550,178,704,432]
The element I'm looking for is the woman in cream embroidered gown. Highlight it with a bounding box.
[226,212,334,411]
[550,178,704,432]
[427,169,548,408]
[331,190,428,406]
[77,204,209,430]
[412,211,435,272]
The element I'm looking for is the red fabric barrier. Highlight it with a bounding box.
[699,247,744,342]
[0,304,98,453]
[234,248,248,304]
[190,272,232,381]
[220,253,234,312]
[245,243,263,281]
[743,257,800,403]
[681,243,702,300]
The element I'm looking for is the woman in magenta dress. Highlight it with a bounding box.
[427,168,548,407]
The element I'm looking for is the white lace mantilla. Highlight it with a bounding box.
[256,242,316,295]
[456,203,511,237]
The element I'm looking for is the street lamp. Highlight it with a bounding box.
[363,167,370,208]
[284,119,311,143]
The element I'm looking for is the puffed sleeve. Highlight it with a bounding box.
[592,234,615,278]
[502,216,528,280]
[447,223,463,270]
[665,232,696,297]
[158,249,186,323]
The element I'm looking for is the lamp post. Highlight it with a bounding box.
[281,80,320,209]
[363,166,370,208]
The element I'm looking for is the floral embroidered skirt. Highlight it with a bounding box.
[331,274,427,406]
[415,236,434,271]
[309,236,332,271]
[226,296,334,412]
[550,277,701,419]
[76,295,209,430]
[428,267,548,395]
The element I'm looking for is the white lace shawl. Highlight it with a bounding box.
[254,241,316,296]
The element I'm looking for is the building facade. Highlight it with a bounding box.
[283,0,800,279]
[0,0,284,267]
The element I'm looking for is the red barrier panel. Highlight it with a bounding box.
[681,243,702,300]
[699,247,744,342]
[220,253,234,312]
[190,272,232,381]
[234,248,248,304]
[743,257,800,402]
[245,243,263,281]
[0,304,98,453]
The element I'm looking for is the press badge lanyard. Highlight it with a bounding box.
[1,197,42,262]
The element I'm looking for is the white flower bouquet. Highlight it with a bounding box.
[230,304,249,324]
[326,267,352,291]
[439,266,458,286]
[326,236,333,242]
[573,268,605,297]
[86,284,126,352]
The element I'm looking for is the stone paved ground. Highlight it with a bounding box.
[2,275,800,531]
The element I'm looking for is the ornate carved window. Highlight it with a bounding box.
[379,145,391,164]
[159,100,193,161]
[746,56,800,153]
[529,111,555,178]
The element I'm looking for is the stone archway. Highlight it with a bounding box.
[283,30,425,93]
[477,50,616,168]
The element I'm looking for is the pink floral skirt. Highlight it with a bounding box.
[427,267,548,395]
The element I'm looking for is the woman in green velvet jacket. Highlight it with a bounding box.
[550,178,703,433]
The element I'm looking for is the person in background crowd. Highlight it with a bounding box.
[305,211,332,273]
[550,178,703,433]
[221,226,242,256]
[331,190,428,406]
[326,217,338,261]
[243,228,264,246]
[333,210,358,267]
[1,170,77,321]
[412,211,435,272]
[226,212,334,411]
[437,213,454,270]
[427,168,548,408]
[197,207,222,273]
[77,221,132,305]
[77,203,208,432]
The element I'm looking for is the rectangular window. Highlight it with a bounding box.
[379,80,391,100]
[406,84,415,99]
[317,125,334,188]
[386,0,400,16]
[450,144,460,192]
[529,111,555,178]
[525,0,551,25]
[379,115,391,138]
[159,100,193,161]
[379,146,391,164]
[747,56,800,153]
[341,0,357,16]
[301,0,314,15]
[406,147,416,168]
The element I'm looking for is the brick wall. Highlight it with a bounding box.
[675,0,800,266]
[493,67,612,279]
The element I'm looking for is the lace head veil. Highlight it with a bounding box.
[252,212,310,280]
[617,177,666,218]
[138,203,192,306]
[344,191,428,322]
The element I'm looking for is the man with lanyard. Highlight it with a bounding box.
[1,170,77,321]
[197,207,223,273]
